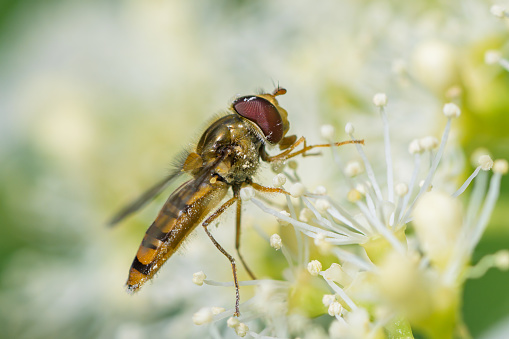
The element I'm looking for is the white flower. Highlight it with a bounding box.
[321,124,336,140]
[494,159,508,174]
[192,307,214,325]
[192,271,206,286]
[194,90,505,338]
[227,316,240,328]
[235,323,249,337]
[345,122,355,135]
[478,154,493,170]
[373,93,388,107]
[328,301,343,317]
[345,160,364,177]
[289,183,306,197]
[270,233,282,250]
[322,294,336,307]
[307,260,322,276]
[443,103,461,118]
[272,173,287,187]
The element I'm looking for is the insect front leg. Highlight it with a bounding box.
[202,196,241,317]
[263,137,364,163]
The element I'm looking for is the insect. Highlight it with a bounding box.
[110,87,363,316]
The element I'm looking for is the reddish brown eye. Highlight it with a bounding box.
[233,96,283,143]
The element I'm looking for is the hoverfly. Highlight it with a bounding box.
[110,87,363,316]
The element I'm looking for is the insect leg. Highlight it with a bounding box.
[249,181,290,196]
[233,187,257,280]
[202,196,241,316]
[266,137,364,163]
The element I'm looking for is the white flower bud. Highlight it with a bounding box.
[276,210,291,226]
[322,294,336,307]
[478,155,493,171]
[373,93,388,107]
[239,187,255,201]
[321,124,336,140]
[211,307,225,315]
[227,316,240,328]
[345,160,363,177]
[347,189,362,202]
[490,5,506,18]
[307,260,322,276]
[270,233,282,250]
[316,199,330,212]
[235,322,249,337]
[395,183,408,197]
[345,122,355,134]
[485,50,502,64]
[192,271,206,286]
[299,208,314,222]
[314,185,327,195]
[355,183,367,195]
[328,301,343,317]
[408,139,423,154]
[272,173,287,187]
[419,136,439,151]
[443,102,461,118]
[290,183,306,197]
[192,307,214,325]
[493,159,508,174]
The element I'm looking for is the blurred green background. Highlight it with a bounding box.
[0,0,508,338]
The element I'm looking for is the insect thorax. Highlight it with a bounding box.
[196,114,264,185]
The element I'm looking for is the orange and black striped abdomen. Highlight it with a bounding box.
[127,178,228,291]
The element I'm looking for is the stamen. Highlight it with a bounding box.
[332,248,375,271]
[350,132,383,201]
[452,166,481,198]
[321,273,358,311]
[252,198,357,243]
[326,200,371,235]
[378,98,395,203]
[402,115,453,222]
[356,201,405,253]
[469,170,504,251]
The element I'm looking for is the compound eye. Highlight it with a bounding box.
[233,96,283,143]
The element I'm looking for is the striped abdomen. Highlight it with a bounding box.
[126,178,228,291]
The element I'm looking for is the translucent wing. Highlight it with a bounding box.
[109,169,183,226]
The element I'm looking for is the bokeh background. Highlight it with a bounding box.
[1,0,508,338]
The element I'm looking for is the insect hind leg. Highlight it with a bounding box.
[202,196,241,316]
[233,187,257,280]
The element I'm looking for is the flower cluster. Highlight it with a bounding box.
[191,92,507,338]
